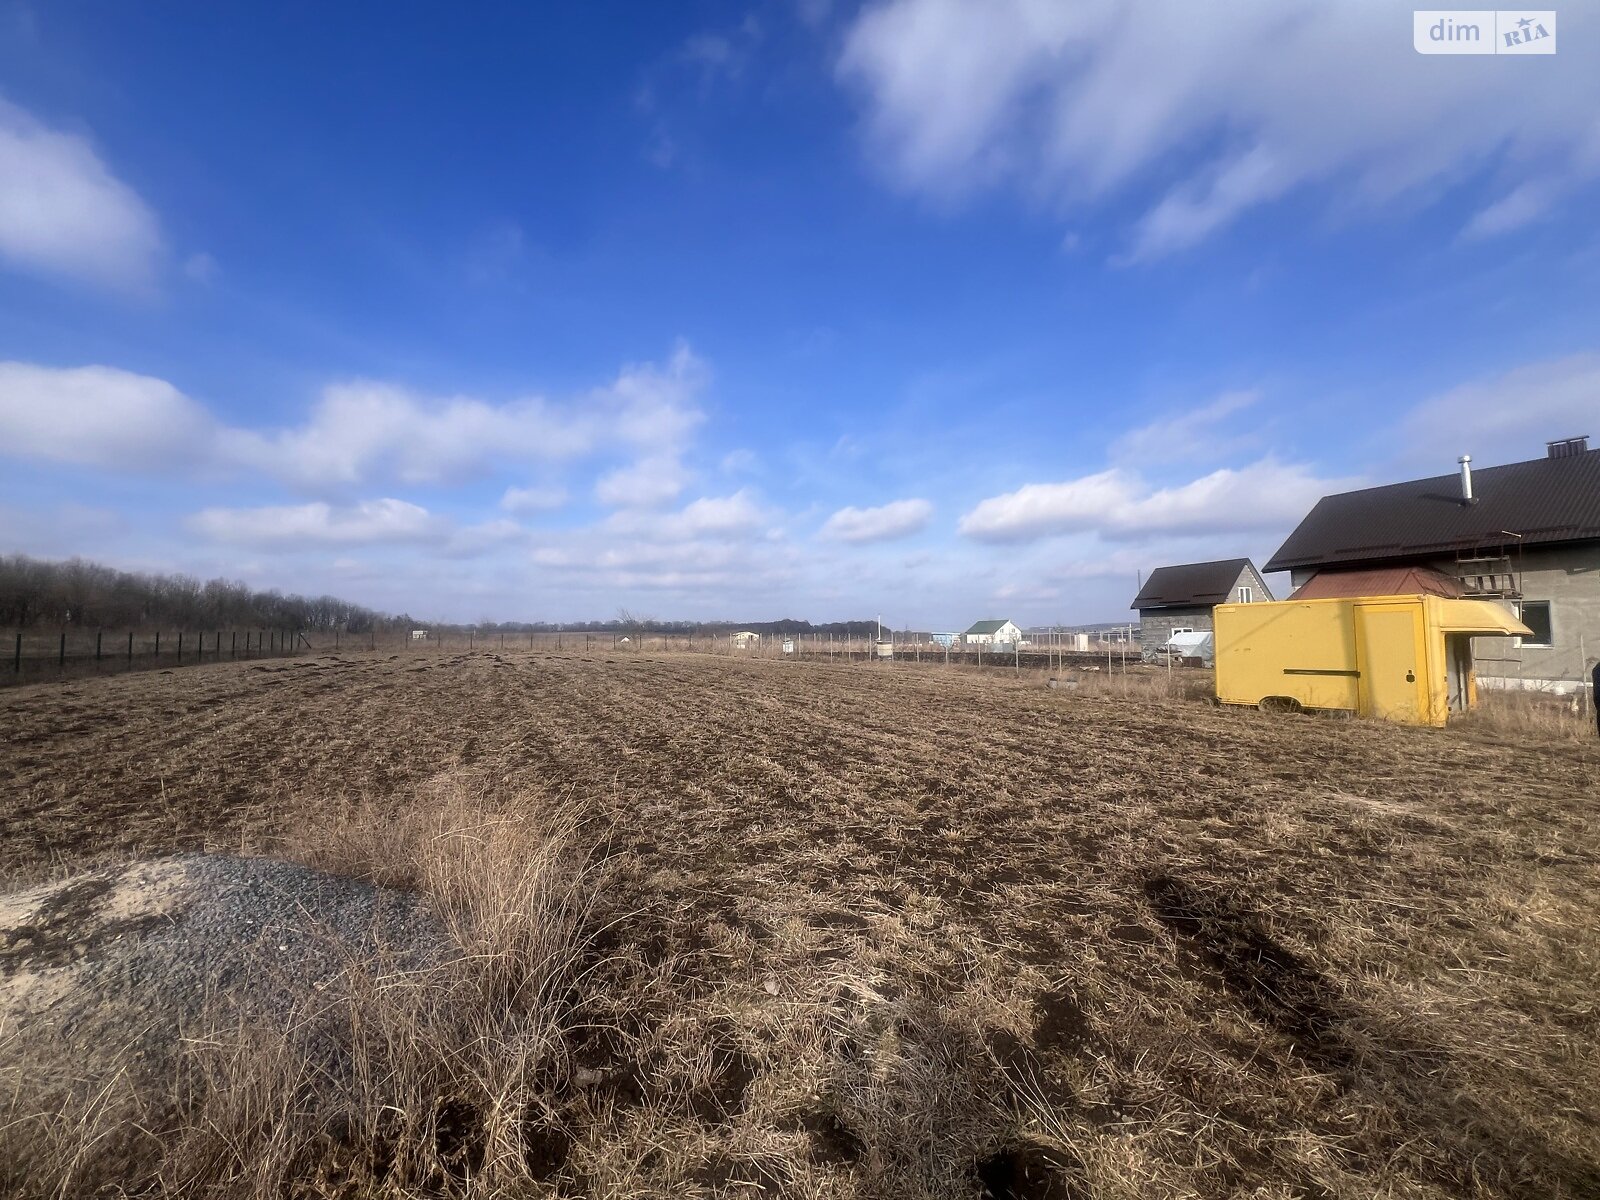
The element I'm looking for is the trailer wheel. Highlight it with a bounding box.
[1257,696,1303,715]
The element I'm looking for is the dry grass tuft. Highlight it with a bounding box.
[1455,686,1593,744]
[2,772,601,1199]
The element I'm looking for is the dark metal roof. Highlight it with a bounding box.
[1131,559,1254,611]
[1266,448,1600,573]
[964,618,1013,635]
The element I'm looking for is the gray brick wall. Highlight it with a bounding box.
[1138,607,1214,663]
[1459,544,1600,691]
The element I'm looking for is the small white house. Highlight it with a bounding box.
[410,629,428,641]
[732,630,761,649]
[963,619,1021,646]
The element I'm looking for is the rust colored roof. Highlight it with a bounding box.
[1266,446,1600,572]
[1289,566,1465,600]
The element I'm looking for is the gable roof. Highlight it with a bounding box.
[1131,559,1255,611]
[964,618,1014,635]
[1266,447,1600,573]
[1288,565,1464,601]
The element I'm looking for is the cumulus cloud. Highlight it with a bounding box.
[837,2,1600,256]
[959,459,1348,542]
[0,345,708,489]
[820,497,932,543]
[0,362,215,470]
[0,96,163,291]
[499,483,568,514]
[595,454,692,508]
[602,489,771,541]
[187,498,446,547]
[1398,354,1600,466]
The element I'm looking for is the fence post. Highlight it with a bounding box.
[13,633,19,673]
[128,631,134,663]
[232,630,237,658]
[59,631,65,667]
[155,631,160,658]
[178,631,183,661]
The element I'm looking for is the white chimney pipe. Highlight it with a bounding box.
[1458,454,1473,503]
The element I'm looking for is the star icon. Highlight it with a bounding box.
[1517,16,1533,29]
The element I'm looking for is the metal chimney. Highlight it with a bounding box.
[1458,454,1475,504]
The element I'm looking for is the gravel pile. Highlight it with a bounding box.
[1,854,454,1102]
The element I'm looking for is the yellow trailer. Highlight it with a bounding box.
[1213,594,1530,726]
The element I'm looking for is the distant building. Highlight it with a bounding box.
[963,619,1022,646]
[410,629,428,640]
[1164,629,1215,667]
[1131,559,1272,664]
[930,632,958,648]
[731,630,761,649]
[1267,437,1600,692]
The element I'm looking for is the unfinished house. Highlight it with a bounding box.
[1266,437,1600,693]
[1130,559,1273,665]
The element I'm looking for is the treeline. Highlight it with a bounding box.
[0,554,906,637]
[0,555,415,633]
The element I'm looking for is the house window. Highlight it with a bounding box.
[1516,601,1553,648]
[1237,586,1253,603]
[1170,626,1194,636]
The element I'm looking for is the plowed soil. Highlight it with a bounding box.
[2,649,1597,1198]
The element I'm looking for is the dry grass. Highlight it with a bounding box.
[1,648,1598,1197]
[1456,686,1594,744]
[2,773,599,1199]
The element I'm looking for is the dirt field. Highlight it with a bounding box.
[2,649,1597,1198]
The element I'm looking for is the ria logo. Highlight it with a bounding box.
[1413,10,1557,53]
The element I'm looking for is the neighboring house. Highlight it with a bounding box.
[1265,437,1600,692]
[1131,559,1273,663]
[931,632,959,648]
[410,629,428,640]
[963,619,1022,646]
[731,630,760,649]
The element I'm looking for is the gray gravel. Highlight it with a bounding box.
[1,854,455,1104]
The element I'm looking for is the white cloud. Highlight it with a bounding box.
[1398,354,1600,466]
[820,497,933,543]
[499,483,568,514]
[959,459,1348,542]
[1460,181,1560,240]
[188,498,445,547]
[603,489,770,542]
[595,454,692,508]
[0,345,707,489]
[1111,389,1261,463]
[837,2,1600,256]
[0,362,214,469]
[0,96,163,291]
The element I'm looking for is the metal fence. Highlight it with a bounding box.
[4,628,310,686]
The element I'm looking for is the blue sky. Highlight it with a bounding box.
[2,1,1597,627]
